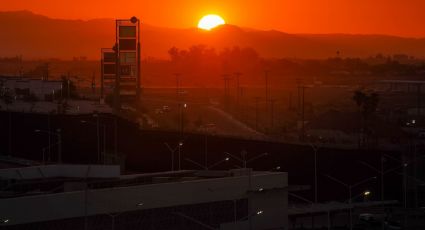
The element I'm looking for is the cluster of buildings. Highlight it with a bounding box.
[0,76,62,101]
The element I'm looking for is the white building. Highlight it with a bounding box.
[0,165,289,230]
[1,77,62,100]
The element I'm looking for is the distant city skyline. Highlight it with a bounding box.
[1,0,425,37]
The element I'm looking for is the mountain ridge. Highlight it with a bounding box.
[0,11,424,60]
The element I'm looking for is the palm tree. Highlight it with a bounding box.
[353,90,366,147]
[352,90,379,147]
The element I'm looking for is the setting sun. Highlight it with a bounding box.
[198,14,225,30]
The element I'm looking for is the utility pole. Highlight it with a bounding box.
[67,72,71,100]
[175,73,181,97]
[57,129,62,164]
[296,79,301,114]
[288,92,292,110]
[270,99,276,132]
[417,84,421,116]
[91,72,96,94]
[96,114,101,163]
[255,97,260,131]
[264,70,269,113]
[222,74,231,110]
[297,80,307,141]
[44,63,49,81]
[114,116,118,159]
[301,86,305,141]
[234,72,242,108]
[8,112,12,155]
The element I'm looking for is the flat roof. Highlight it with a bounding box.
[0,167,287,198]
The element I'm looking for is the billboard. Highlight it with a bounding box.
[101,48,117,97]
[100,17,140,101]
[116,18,140,98]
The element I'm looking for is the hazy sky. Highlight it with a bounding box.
[1,0,425,37]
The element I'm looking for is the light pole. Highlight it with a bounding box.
[309,143,321,203]
[254,97,260,131]
[264,70,269,113]
[175,73,180,97]
[350,190,371,202]
[325,174,377,230]
[204,130,208,169]
[238,209,265,230]
[40,142,60,164]
[358,154,409,202]
[95,114,100,163]
[225,150,268,230]
[269,166,281,172]
[165,141,184,171]
[234,72,242,109]
[0,219,9,225]
[224,150,269,168]
[185,157,230,170]
[178,141,183,170]
[35,129,62,163]
[178,103,187,136]
[81,118,107,164]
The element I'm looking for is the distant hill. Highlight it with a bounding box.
[0,11,424,60]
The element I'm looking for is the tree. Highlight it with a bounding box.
[57,76,78,99]
[352,90,379,147]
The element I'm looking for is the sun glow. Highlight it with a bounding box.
[198,14,225,30]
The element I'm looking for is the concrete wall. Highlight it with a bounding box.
[0,171,288,230]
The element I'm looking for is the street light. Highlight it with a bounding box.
[236,209,265,229]
[224,150,269,168]
[358,155,408,202]
[185,157,230,170]
[178,141,183,170]
[35,129,62,163]
[324,174,377,230]
[165,141,184,171]
[178,103,188,136]
[40,142,60,164]
[309,142,321,203]
[0,219,9,224]
[350,190,371,203]
[81,118,107,164]
[269,166,281,172]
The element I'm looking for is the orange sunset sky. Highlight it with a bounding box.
[1,0,425,37]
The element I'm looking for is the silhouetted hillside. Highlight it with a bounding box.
[1,11,425,59]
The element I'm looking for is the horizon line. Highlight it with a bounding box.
[1,10,424,39]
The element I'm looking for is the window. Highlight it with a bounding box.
[103,64,116,74]
[120,65,134,76]
[120,52,136,63]
[119,39,136,50]
[119,26,136,37]
[103,52,116,63]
